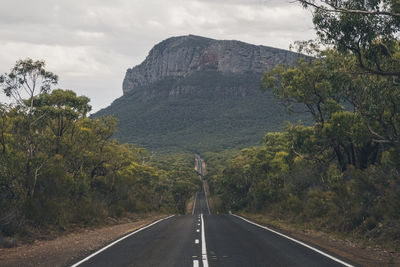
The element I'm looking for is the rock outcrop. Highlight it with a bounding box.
[96,35,309,152]
[122,35,300,95]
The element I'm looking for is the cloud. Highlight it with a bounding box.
[0,0,315,112]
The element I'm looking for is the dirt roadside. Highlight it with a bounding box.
[0,214,169,267]
[240,213,400,267]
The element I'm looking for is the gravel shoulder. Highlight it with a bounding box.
[0,214,168,267]
[240,213,400,267]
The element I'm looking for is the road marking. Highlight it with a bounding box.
[197,229,200,232]
[195,239,199,244]
[193,259,199,267]
[70,215,175,267]
[198,223,200,226]
[201,213,209,267]
[202,182,211,214]
[230,213,354,267]
[192,192,197,215]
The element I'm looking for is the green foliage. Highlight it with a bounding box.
[148,152,201,213]
[262,50,350,126]
[263,47,400,170]
[0,60,201,239]
[95,71,311,153]
[301,0,400,77]
[210,2,400,248]
[0,58,58,113]
[212,124,400,246]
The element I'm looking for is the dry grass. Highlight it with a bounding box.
[186,194,196,214]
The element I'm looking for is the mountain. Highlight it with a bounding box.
[95,35,310,152]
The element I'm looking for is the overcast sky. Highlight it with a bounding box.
[0,0,315,112]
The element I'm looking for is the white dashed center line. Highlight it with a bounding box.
[201,213,209,267]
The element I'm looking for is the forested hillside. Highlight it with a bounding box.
[207,0,400,250]
[95,35,311,152]
[0,60,200,243]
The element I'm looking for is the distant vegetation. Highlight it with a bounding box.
[95,71,311,153]
[0,59,200,244]
[207,0,400,249]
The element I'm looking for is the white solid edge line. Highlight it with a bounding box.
[202,183,211,214]
[192,192,197,215]
[193,259,199,267]
[230,213,354,267]
[70,215,175,267]
[201,213,209,267]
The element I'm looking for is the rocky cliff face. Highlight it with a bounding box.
[96,35,309,152]
[122,35,300,95]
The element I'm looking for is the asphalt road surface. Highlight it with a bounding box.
[72,186,354,267]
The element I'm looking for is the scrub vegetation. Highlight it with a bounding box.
[208,0,400,250]
[95,70,311,153]
[0,59,200,245]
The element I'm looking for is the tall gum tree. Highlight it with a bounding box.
[296,0,400,77]
[0,59,58,197]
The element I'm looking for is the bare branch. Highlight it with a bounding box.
[296,0,400,17]
[367,120,395,143]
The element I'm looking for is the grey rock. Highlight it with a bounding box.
[122,35,300,95]
[96,35,310,152]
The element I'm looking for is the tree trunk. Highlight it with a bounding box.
[333,143,346,171]
[1,129,5,154]
[349,141,357,167]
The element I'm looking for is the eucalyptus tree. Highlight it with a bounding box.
[0,59,58,113]
[296,0,400,77]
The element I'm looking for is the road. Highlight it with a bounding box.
[195,154,204,176]
[72,184,354,267]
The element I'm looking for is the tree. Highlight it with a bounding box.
[296,0,400,17]
[322,111,379,170]
[0,59,58,113]
[0,59,58,198]
[290,1,400,145]
[263,49,387,170]
[296,0,400,77]
[33,89,91,154]
[0,104,9,154]
[262,51,348,127]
